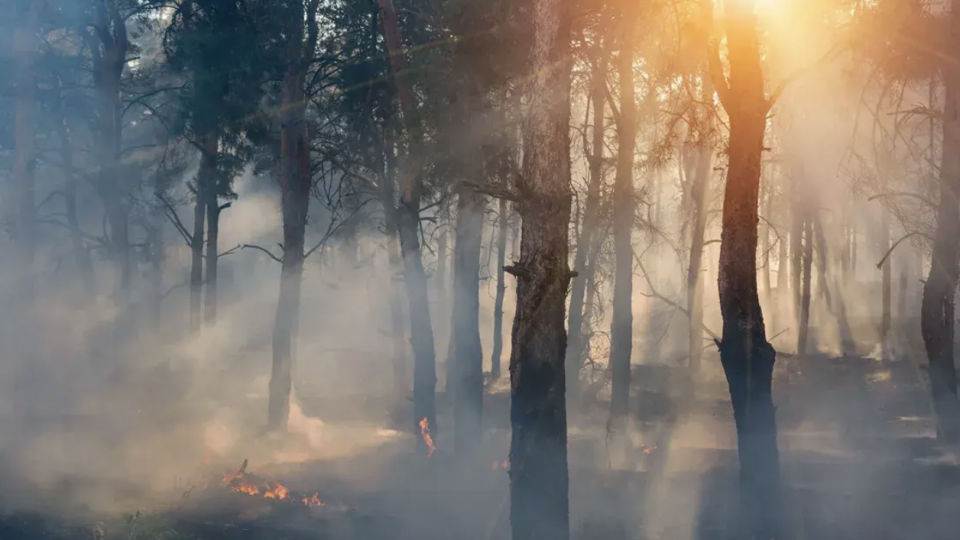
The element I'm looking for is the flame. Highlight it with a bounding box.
[302,493,324,507]
[263,482,289,500]
[642,444,658,455]
[492,460,508,471]
[220,467,322,507]
[419,417,436,457]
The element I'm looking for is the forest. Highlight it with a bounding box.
[0,0,959,539]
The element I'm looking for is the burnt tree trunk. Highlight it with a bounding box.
[567,49,607,403]
[710,0,783,536]
[608,8,637,431]
[491,198,509,379]
[508,0,573,538]
[452,187,486,454]
[378,0,438,453]
[921,0,960,446]
[267,3,318,431]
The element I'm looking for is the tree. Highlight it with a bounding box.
[608,1,637,432]
[376,0,438,456]
[921,0,960,445]
[267,0,321,432]
[507,0,573,537]
[708,0,783,536]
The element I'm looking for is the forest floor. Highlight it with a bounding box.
[1,336,959,540]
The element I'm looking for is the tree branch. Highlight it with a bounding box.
[242,243,282,263]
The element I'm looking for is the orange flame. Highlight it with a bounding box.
[221,468,322,507]
[642,444,658,455]
[492,460,508,471]
[419,417,436,457]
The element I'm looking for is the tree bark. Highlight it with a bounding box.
[190,191,206,332]
[566,49,607,403]
[491,198,509,379]
[202,136,220,326]
[921,0,960,446]
[267,3,317,431]
[377,0,438,454]
[383,140,409,396]
[13,1,43,305]
[90,1,130,298]
[710,0,783,536]
[508,0,573,538]
[608,7,637,431]
[880,205,891,344]
[798,216,813,358]
[452,188,486,455]
[688,0,715,374]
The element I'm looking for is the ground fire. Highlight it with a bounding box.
[219,460,324,507]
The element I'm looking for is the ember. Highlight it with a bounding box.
[219,460,323,507]
[418,418,436,457]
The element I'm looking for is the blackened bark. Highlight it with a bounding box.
[567,51,607,401]
[608,8,636,431]
[921,0,960,446]
[508,0,572,537]
[710,1,783,536]
[452,189,485,454]
[790,187,803,317]
[491,198,509,379]
[377,0,437,454]
[798,216,812,358]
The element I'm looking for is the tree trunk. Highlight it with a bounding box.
[762,183,772,297]
[798,216,813,358]
[13,2,42,305]
[608,8,637,431]
[377,0,438,454]
[189,193,206,332]
[452,188,486,455]
[880,205,891,344]
[508,0,573,538]
[383,141,409,397]
[53,84,96,296]
[202,136,220,326]
[711,0,783,536]
[921,0,960,446]
[491,198,509,379]
[567,51,607,402]
[92,1,130,299]
[688,2,715,373]
[267,5,317,431]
